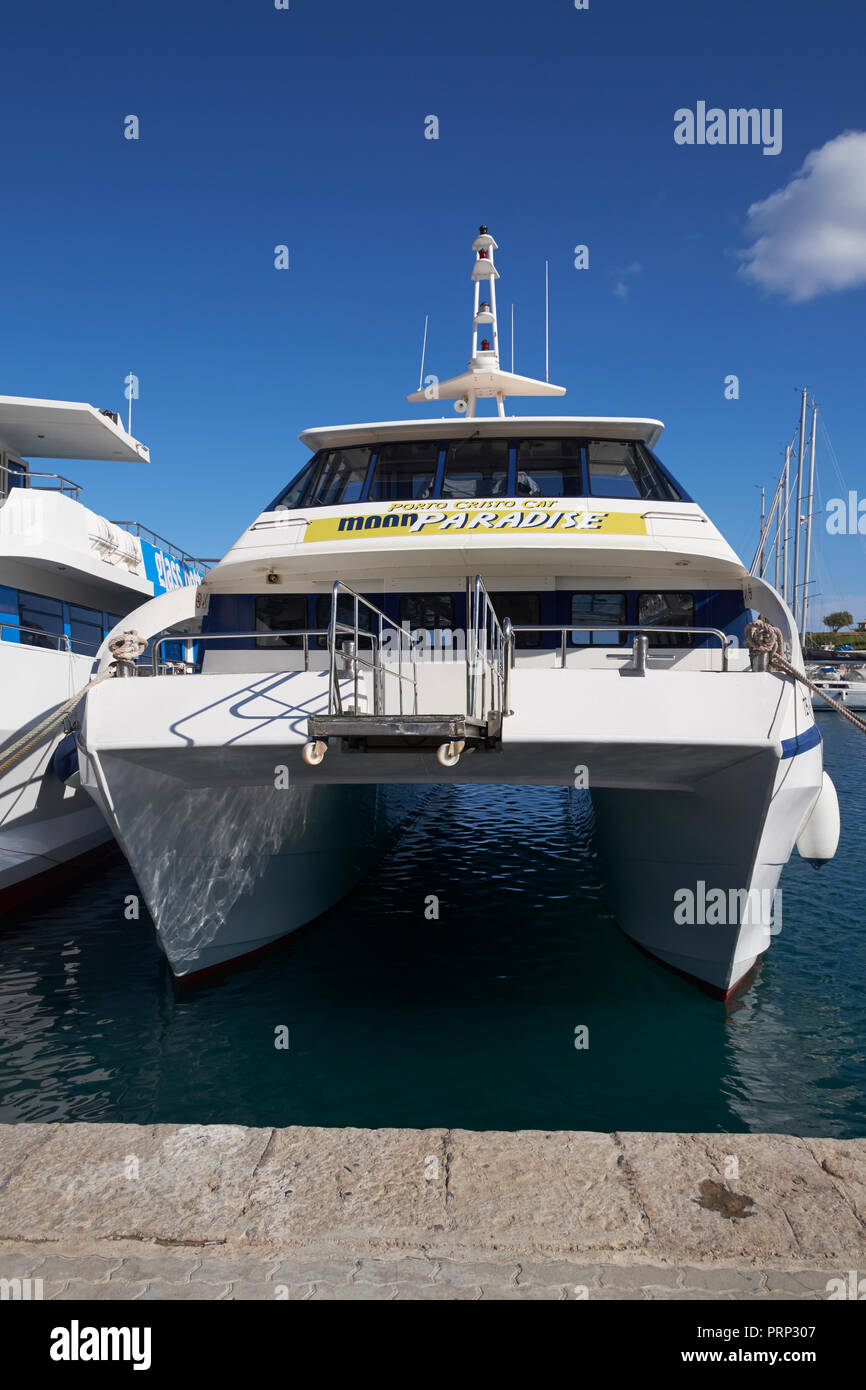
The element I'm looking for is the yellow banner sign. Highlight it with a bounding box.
[303,502,646,542]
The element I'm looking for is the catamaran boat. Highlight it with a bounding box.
[807,663,866,711]
[77,228,840,995]
[0,394,205,909]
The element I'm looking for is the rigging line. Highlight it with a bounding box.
[820,417,866,561]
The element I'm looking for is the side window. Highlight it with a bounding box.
[515,439,582,497]
[68,604,103,655]
[269,456,319,512]
[254,594,308,649]
[489,592,542,648]
[369,442,439,501]
[18,591,64,649]
[586,440,655,499]
[308,448,372,506]
[397,593,456,630]
[637,592,695,646]
[570,593,627,646]
[105,613,125,637]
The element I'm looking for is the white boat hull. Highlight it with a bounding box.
[84,753,423,975]
[79,660,826,993]
[0,646,115,911]
[811,686,866,710]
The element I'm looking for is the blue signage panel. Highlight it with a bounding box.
[140,540,204,595]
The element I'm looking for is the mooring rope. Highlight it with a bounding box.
[0,670,115,778]
[0,631,146,778]
[744,618,866,735]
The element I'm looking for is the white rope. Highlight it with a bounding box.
[745,618,866,735]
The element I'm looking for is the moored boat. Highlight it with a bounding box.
[77,228,838,993]
[0,394,205,908]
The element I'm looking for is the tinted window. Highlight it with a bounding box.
[570,592,627,646]
[308,447,371,506]
[18,592,64,649]
[369,442,439,501]
[515,439,582,497]
[587,440,679,501]
[397,593,456,630]
[638,592,695,647]
[441,438,508,499]
[271,456,319,511]
[68,604,103,655]
[254,594,308,649]
[490,591,542,648]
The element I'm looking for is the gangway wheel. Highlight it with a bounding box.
[436,739,466,768]
[302,739,328,766]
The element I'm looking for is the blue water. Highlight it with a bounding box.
[1,720,864,1134]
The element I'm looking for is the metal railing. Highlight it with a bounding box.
[110,521,208,568]
[0,463,82,501]
[150,629,328,675]
[467,575,510,721]
[0,621,72,651]
[324,583,418,717]
[502,623,732,672]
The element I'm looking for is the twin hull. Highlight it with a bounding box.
[79,664,825,992]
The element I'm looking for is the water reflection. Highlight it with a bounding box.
[0,723,863,1135]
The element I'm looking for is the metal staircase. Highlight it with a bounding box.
[304,576,509,766]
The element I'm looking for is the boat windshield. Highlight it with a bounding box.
[269,436,685,510]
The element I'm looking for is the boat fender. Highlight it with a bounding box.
[50,732,80,788]
[795,772,840,868]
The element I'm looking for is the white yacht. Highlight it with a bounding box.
[807,662,866,711]
[0,394,204,909]
[78,228,840,995]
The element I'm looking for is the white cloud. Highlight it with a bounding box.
[612,262,641,298]
[738,130,866,301]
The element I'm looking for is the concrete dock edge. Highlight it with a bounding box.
[1,1124,864,1300]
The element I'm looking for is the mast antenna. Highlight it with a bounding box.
[545,260,550,383]
[406,226,565,417]
[417,315,429,392]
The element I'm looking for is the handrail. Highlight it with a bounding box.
[0,462,82,501]
[504,623,732,671]
[150,628,333,674]
[110,521,205,568]
[325,582,418,717]
[468,575,509,721]
[0,621,72,652]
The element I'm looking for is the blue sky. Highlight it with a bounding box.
[2,0,865,619]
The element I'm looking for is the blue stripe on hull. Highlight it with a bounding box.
[780,723,823,759]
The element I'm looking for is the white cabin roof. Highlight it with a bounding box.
[0,396,150,463]
[299,416,665,452]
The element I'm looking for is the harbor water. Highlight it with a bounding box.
[1,718,864,1136]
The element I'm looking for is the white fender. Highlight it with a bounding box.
[796,772,840,866]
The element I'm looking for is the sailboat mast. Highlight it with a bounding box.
[782,445,791,607]
[793,387,808,628]
[758,486,766,576]
[801,400,818,647]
